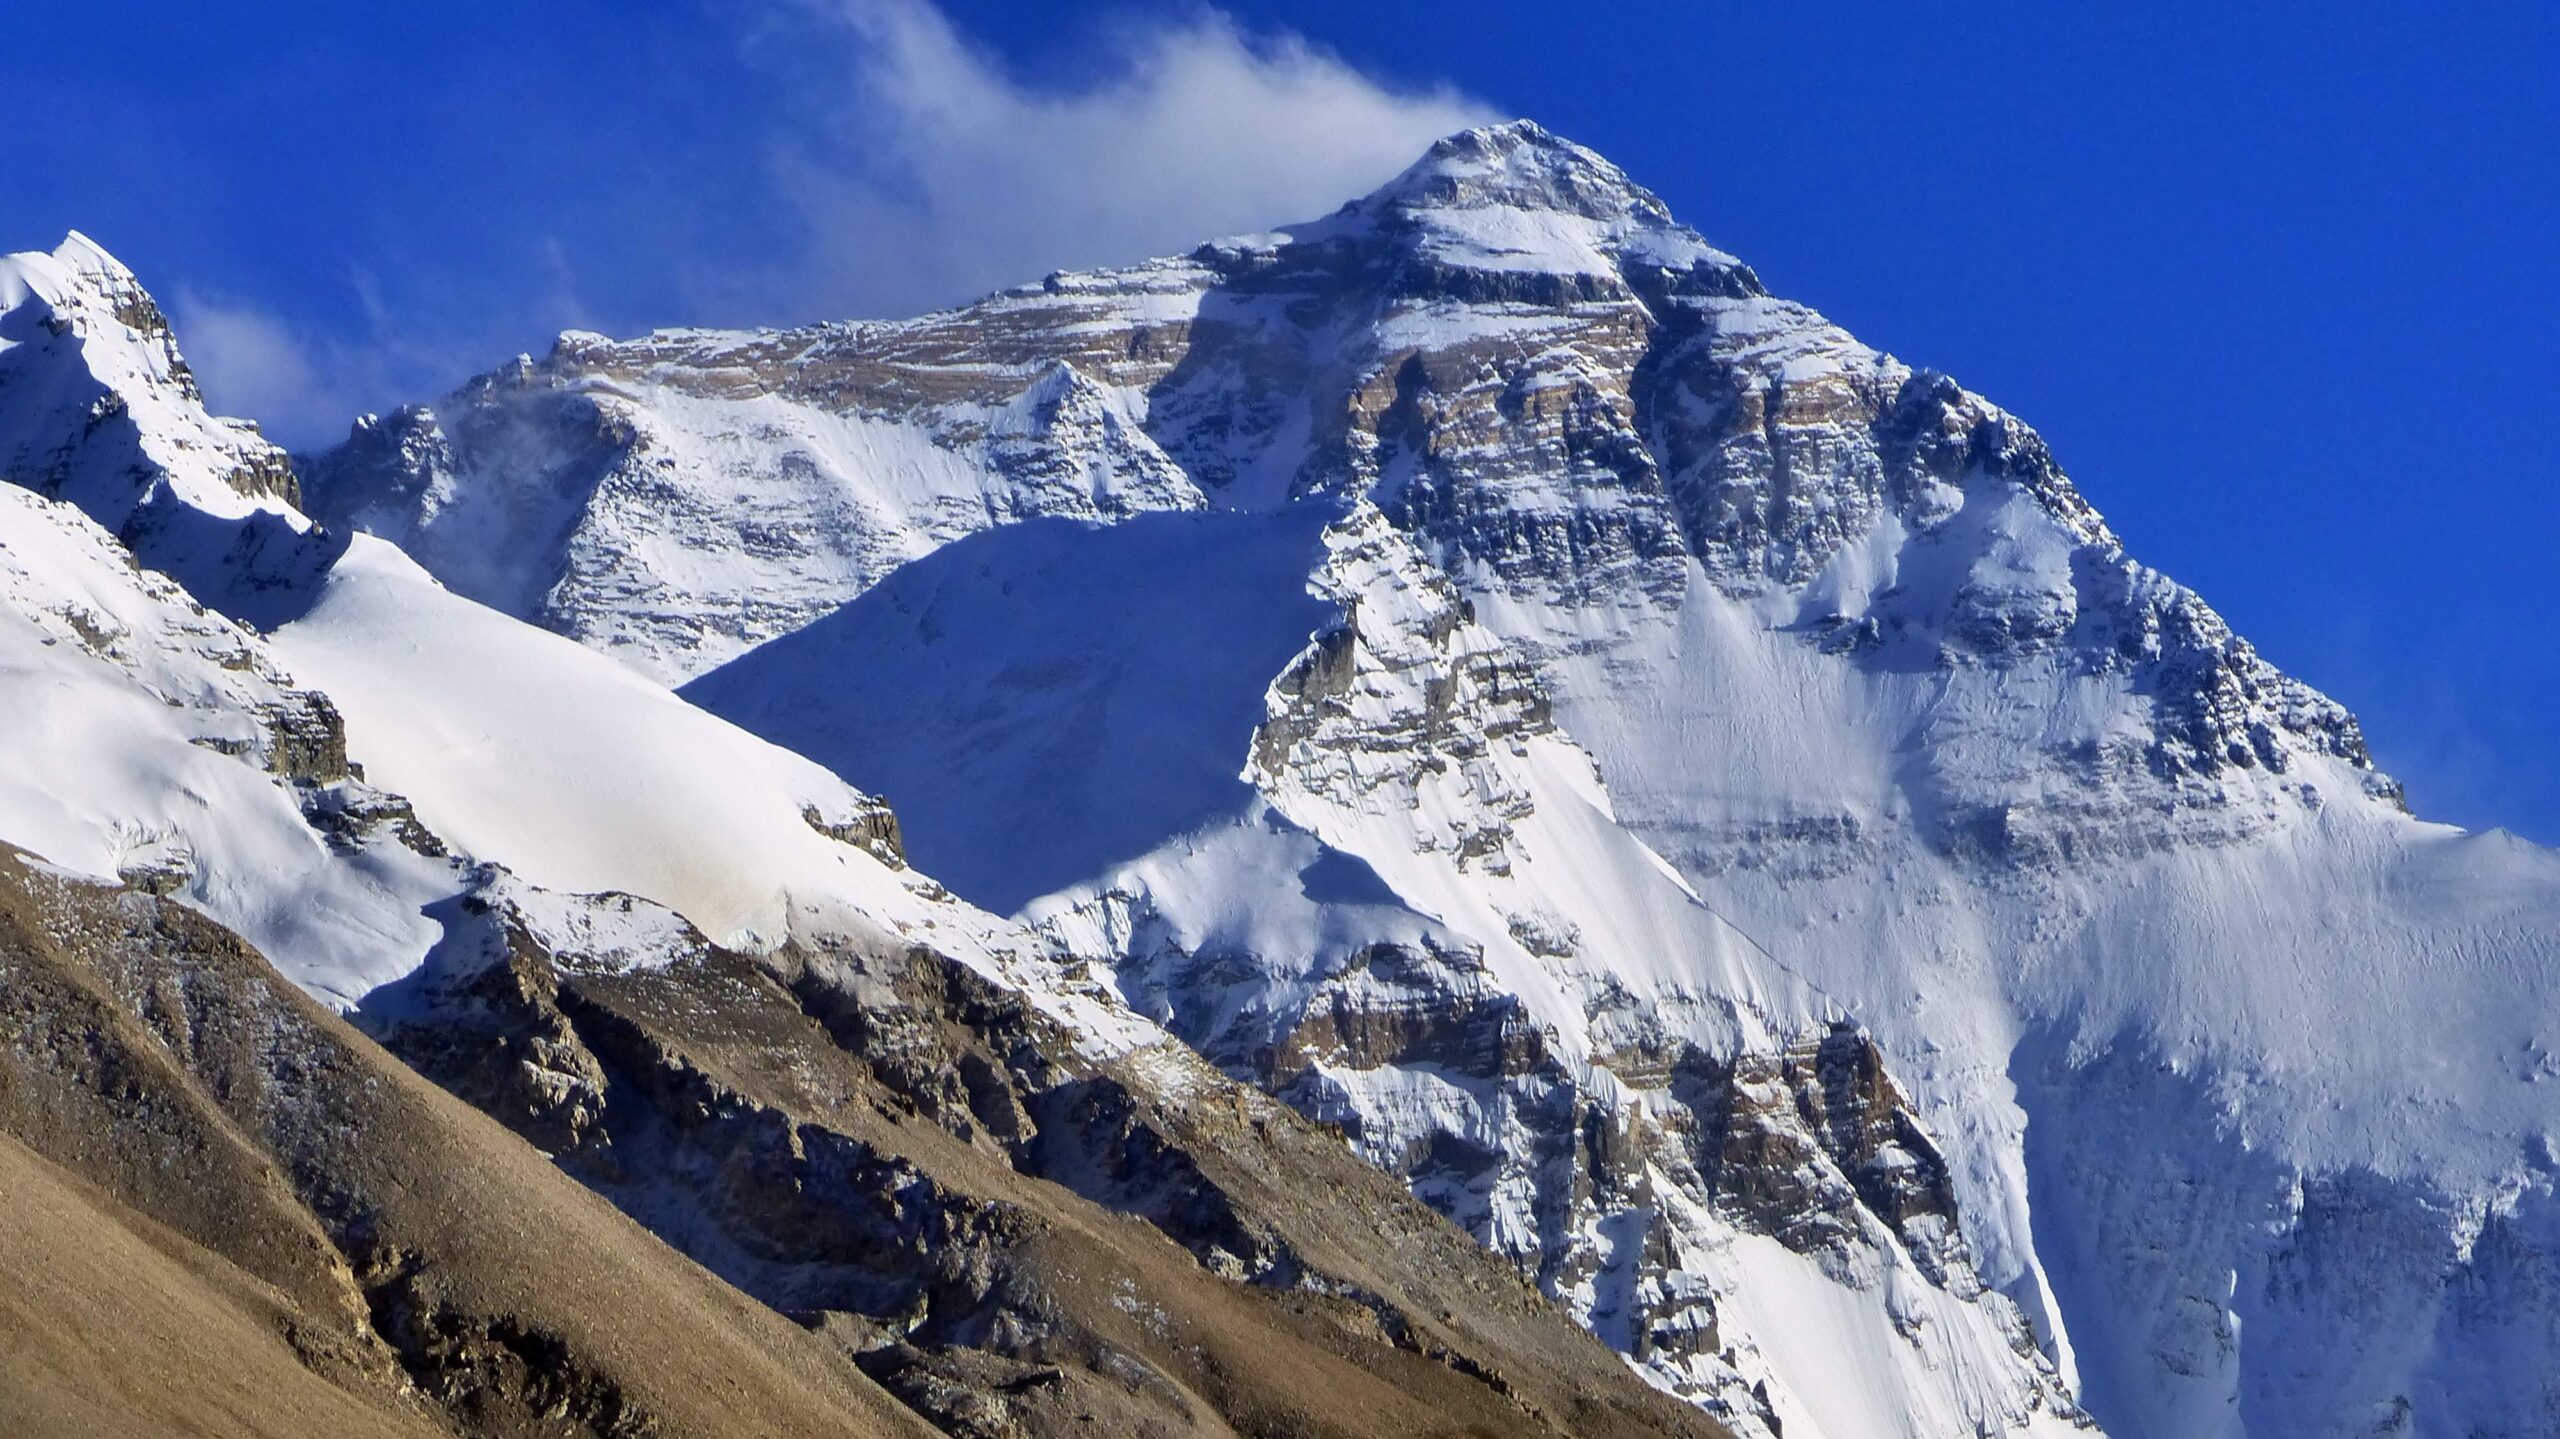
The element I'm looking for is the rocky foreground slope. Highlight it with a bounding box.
[0,231,1745,1438]
[301,123,2560,1439]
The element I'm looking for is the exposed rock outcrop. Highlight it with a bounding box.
[0,845,938,1439]
[363,879,1737,1439]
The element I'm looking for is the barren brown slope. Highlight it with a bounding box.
[0,828,1724,1439]
[0,844,939,1439]
[374,890,1732,1439]
[0,1130,444,1439]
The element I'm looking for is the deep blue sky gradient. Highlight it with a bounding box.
[7,1,2555,842]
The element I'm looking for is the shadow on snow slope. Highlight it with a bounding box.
[685,507,1340,915]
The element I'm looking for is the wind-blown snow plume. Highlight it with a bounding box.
[738,0,1497,319]
[127,2,1491,452]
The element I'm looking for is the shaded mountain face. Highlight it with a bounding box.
[0,229,1758,1439]
[298,120,2560,1439]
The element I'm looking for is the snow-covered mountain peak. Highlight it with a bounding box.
[1365,119,1671,224]
[0,230,1170,1061]
[17,230,197,391]
[282,124,2560,1434]
[0,232,303,525]
[1318,119,1753,291]
[0,233,330,626]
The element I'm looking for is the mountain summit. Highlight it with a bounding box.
[1374,120,1661,210]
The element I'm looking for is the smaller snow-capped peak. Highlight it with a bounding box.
[0,232,305,527]
[0,233,331,627]
[15,231,199,397]
[0,234,1166,1059]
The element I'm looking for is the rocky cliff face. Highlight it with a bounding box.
[359,873,1741,1439]
[1172,503,2077,1432]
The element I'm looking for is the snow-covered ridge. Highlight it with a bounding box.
[0,482,452,1007]
[0,229,1167,1063]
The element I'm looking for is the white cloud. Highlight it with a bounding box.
[165,2,1496,447]
[167,291,364,450]
[170,244,588,450]
[736,0,1498,318]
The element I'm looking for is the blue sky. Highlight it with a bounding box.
[7,1,2555,844]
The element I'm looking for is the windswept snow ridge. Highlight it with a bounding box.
[0,482,451,1007]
